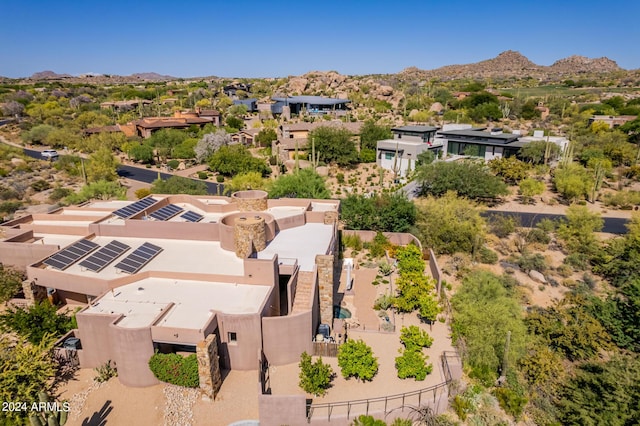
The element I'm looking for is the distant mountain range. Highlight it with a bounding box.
[401,50,623,80]
[2,51,629,83]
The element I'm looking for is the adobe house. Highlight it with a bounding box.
[0,191,340,391]
[273,121,363,162]
[132,109,220,138]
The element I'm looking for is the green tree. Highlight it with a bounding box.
[395,348,433,381]
[337,339,378,382]
[151,176,208,195]
[255,128,277,147]
[148,128,189,161]
[308,126,358,166]
[399,326,434,350]
[558,355,640,425]
[224,171,266,194]
[129,143,155,163]
[85,146,119,182]
[65,180,126,204]
[519,141,561,164]
[340,193,416,233]
[209,145,270,177]
[416,161,509,201]
[418,294,441,325]
[488,156,531,184]
[46,127,82,149]
[518,178,545,204]
[298,351,333,396]
[553,163,593,203]
[21,124,54,145]
[0,336,57,424]
[268,168,330,199]
[451,271,527,384]
[360,120,392,151]
[593,215,640,288]
[0,265,24,303]
[0,302,75,345]
[556,205,603,256]
[415,192,486,255]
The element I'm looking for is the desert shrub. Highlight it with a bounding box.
[342,233,363,251]
[399,325,434,350]
[336,172,345,184]
[489,214,519,238]
[167,159,180,170]
[134,188,152,199]
[0,302,75,344]
[494,372,528,420]
[198,171,208,179]
[49,187,72,202]
[556,264,573,278]
[148,352,199,387]
[525,228,551,245]
[94,360,118,383]
[536,218,557,233]
[373,294,393,311]
[602,190,640,209]
[564,253,589,271]
[395,348,433,380]
[30,180,51,192]
[216,175,225,183]
[516,253,547,272]
[338,339,378,381]
[477,246,498,264]
[298,351,333,396]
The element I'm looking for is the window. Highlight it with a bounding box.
[384,152,394,160]
[228,332,237,343]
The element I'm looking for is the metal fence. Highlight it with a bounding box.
[307,381,449,422]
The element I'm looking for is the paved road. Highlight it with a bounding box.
[22,147,224,195]
[483,210,629,235]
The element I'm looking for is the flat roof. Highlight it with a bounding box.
[33,233,86,247]
[258,223,333,271]
[84,277,271,329]
[392,125,438,132]
[59,236,244,278]
[272,96,350,105]
[438,129,520,141]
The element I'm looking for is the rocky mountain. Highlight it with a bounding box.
[129,72,176,81]
[29,70,73,80]
[550,55,621,74]
[401,50,624,80]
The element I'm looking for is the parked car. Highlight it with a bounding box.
[41,149,59,160]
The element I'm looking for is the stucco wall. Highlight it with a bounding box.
[262,311,312,365]
[89,220,221,241]
[258,394,307,426]
[0,242,58,270]
[217,312,263,370]
[75,311,120,368]
[110,321,158,387]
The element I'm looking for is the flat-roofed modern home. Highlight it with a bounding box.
[0,191,340,394]
[376,125,440,177]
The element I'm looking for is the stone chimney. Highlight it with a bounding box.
[233,215,267,258]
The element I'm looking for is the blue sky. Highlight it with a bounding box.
[1,0,639,78]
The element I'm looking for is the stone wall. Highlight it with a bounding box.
[232,190,268,212]
[21,279,47,305]
[234,217,267,258]
[323,210,338,225]
[316,254,334,327]
[197,334,222,400]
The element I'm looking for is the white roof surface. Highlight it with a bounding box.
[84,277,270,329]
[33,233,86,248]
[267,206,306,219]
[258,223,333,271]
[60,236,244,278]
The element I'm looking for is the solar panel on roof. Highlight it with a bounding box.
[79,240,131,272]
[149,204,184,221]
[114,242,163,274]
[43,239,99,270]
[180,210,203,222]
[112,197,157,219]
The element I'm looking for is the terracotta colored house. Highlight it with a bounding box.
[0,191,339,392]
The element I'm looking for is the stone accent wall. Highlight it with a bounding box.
[197,334,222,400]
[323,210,338,225]
[316,254,334,327]
[22,279,46,305]
[234,217,267,258]
[236,197,268,212]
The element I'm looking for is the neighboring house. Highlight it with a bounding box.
[518,130,569,155]
[231,128,261,146]
[269,96,350,117]
[436,128,526,161]
[233,98,258,113]
[100,100,152,110]
[0,191,340,391]
[223,83,252,99]
[82,125,124,136]
[376,125,440,177]
[131,109,220,138]
[589,115,637,129]
[273,121,363,162]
